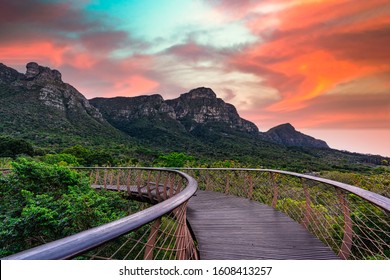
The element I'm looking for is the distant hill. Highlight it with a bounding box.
[264,123,329,148]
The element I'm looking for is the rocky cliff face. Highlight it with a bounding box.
[264,123,329,148]
[91,94,177,121]
[0,63,25,83]
[166,87,258,134]
[1,62,330,150]
[91,87,259,135]
[0,62,127,146]
[90,87,330,149]
[0,62,103,121]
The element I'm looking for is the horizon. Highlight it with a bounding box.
[1,0,389,157]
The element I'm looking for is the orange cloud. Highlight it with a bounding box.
[68,52,98,69]
[228,0,390,120]
[266,50,378,111]
[110,75,159,97]
[0,42,68,66]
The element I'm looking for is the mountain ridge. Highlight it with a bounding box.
[0,62,131,148]
[264,123,329,148]
[90,87,328,149]
[1,62,328,150]
[2,62,388,170]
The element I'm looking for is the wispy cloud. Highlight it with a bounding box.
[215,0,390,129]
[1,0,389,139]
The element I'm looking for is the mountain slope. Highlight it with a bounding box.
[89,94,201,150]
[1,62,387,171]
[165,87,258,134]
[0,62,130,149]
[90,87,262,151]
[90,87,329,150]
[264,123,329,148]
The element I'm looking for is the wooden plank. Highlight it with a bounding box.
[187,190,339,260]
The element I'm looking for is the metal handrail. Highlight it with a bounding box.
[174,167,390,259]
[2,167,389,260]
[176,168,390,214]
[3,168,197,260]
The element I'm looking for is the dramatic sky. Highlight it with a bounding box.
[1,0,389,156]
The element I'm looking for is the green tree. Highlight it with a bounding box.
[155,152,195,167]
[62,145,113,166]
[0,159,130,257]
[0,136,34,158]
[42,153,80,166]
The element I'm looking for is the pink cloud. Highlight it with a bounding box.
[0,42,68,67]
[216,0,390,129]
[110,75,160,97]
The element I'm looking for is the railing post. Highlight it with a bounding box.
[205,172,211,191]
[248,174,253,200]
[144,218,162,260]
[169,173,175,198]
[146,171,153,201]
[94,168,99,185]
[116,170,121,191]
[109,171,114,188]
[225,173,230,194]
[336,189,353,260]
[103,169,108,190]
[126,169,132,197]
[163,173,169,200]
[270,172,278,208]
[302,178,313,229]
[137,170,142,198]
[155,171,162,202]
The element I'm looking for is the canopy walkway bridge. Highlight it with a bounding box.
[2,168,390,260]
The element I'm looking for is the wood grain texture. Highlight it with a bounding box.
[187,190,339,260]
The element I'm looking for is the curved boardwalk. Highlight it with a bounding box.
[187,190,339,260]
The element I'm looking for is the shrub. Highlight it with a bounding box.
[0,159,130,257]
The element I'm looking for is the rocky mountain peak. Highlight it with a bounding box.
[265,123,329,148]
[90,94,176,120]
[181,87,217,100]
[271,123,295,132]
[166,87,259,134]
[0,63,25,84]
[25,62,62,81]
[0,62,104,122]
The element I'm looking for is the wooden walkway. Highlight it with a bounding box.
[187,190,339,260]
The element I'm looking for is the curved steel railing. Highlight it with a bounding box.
[2,167,389,260]
[3,168,198,260]
[177,168,390,260]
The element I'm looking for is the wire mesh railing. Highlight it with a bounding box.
[2,167,389,260]
[3,167,198,260]
[178,168,390,260]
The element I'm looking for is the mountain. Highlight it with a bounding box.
[0,62,130,149]
[165,87,258,134]
[1,62,387,170]
[90,87,261,150]
[90,87,327,149]
[264,123,329,148]
[89,94,198,150]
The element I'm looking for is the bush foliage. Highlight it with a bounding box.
[0,159,131,257]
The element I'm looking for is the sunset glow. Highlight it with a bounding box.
[1,0,389,156]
